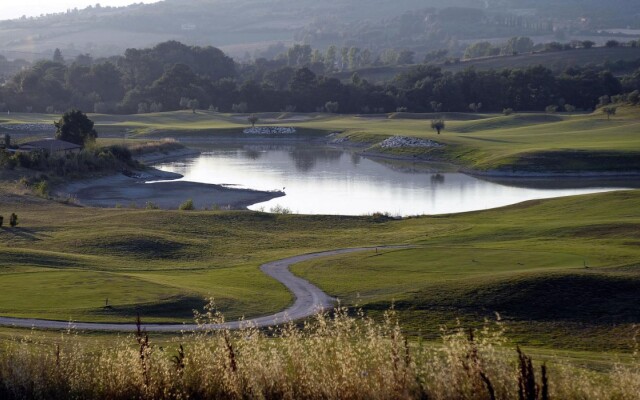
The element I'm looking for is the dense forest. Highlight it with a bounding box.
[1,41,639,115]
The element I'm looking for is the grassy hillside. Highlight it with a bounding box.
[1,175,639,351]
[292,190,640,350]
[4,106,640,173]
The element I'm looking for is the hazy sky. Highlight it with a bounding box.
[0,0,162,21]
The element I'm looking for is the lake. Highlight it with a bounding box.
[155,143,628,216]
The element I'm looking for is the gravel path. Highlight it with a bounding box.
[0,246,406,332]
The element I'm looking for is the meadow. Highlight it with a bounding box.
[0,108,639,386]
[4,104,640,174]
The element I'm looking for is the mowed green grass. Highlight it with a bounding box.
[0,186,639,351]
[5,105,639,172]
[0,192,432,323]
[291,191,640,350]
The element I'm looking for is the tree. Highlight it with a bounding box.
[605,40,620,48]
[430,101,442,113]
[564,104,576,112]
[464,42,496,59]
[53,48,64,64]
[0,215,3,228]
[397,50,415,65]
[325,45,337,71]
[248,114,259,127]
[581,40,595,49]
[232,102,248,113]
[137,102,149,114]
[503,37,534,55]
[602,106,617,120]
[188,99,199,113]
[325,101,339,113]
[545,105,558,113]
[431,119,445,135]
[149,102,163,113]
[54,109,97,147]
[469,103,482,113]
[503,108,514,115]
[9,213,17,228]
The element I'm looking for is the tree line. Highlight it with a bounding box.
[0,40,638,115]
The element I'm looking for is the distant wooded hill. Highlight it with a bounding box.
[0,0,638,61]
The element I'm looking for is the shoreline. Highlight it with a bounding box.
[54,148,285,210]
[336,142,640,180]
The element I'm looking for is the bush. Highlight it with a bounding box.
[503,108,514,116]
[231,102,248,113]
[325,101,340,113]
[179,199,194,210]
[545,105,558,113]
[34,180,49,198]
[145,201,159,210]
[269,204,291,214]
[9,213,17,227]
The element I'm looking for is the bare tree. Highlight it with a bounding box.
[248,114,259,127]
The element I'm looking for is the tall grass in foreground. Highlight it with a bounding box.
[0,305,639,400]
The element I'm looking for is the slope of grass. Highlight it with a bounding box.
[1,184,639,350]
[291,190,640,350]
[5,106,640,173]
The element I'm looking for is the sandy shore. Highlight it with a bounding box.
[55,149,284,210]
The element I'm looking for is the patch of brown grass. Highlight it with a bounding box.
[0,304,639,399]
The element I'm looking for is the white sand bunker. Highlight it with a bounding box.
[243,127,297,135]
[380,136,443,149]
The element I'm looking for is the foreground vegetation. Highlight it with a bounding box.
[2,307,640,400]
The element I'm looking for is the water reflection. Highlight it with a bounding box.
[431,174,446,185]
[155,143,629,216]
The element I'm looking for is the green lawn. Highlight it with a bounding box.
[4,106,639,173]
[0,186,639,352]
[1,109,640,355]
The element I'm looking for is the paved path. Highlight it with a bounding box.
[0,246,406,332]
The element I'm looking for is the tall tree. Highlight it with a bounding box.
[54,109,97,146]
[53,48,64,64]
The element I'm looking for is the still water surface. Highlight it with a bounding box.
[156,144,626,216]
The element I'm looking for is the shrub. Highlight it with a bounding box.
[145,201,159,210]
[34,180,49,198]
[9,213,17,227]
[179,199,194,211]
[325,101,340,113]
[503,108,514,116]
[545,105,558,113]
[269,204,291,214]
[231,102,248,113]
